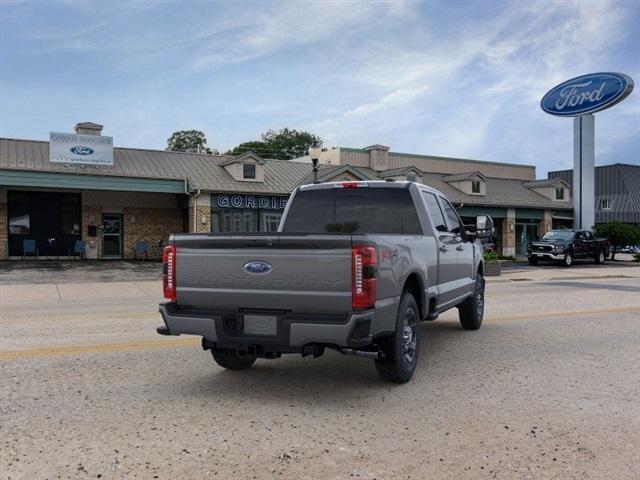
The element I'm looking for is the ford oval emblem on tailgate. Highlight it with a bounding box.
[244,260,272,275]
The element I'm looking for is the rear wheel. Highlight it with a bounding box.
[562,253,573,267]
[211,347,257,370]
[594,250,606,264]
[375,292,420,384]
[458,273,485,330]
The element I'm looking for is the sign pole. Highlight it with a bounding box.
[572,114,595,229]
[541,72,633,231]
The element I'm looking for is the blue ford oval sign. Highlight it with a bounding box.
[70,145,95,155]
[244,260,272,275]
[541,72,634,116]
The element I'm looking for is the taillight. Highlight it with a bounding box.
[163,245,177,301]
[352,245,377,309]
[335,182,368,188]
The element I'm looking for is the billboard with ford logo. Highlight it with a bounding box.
[541,72,634,116]
[49,132,114,165]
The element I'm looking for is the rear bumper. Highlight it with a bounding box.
[157,302,377,350]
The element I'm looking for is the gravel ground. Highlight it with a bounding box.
[1,265,639,479]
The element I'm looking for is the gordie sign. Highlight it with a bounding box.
[541,72,634,116]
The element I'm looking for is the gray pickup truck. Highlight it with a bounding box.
[157,181,493,383]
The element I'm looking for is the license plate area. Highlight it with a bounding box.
[243,314,278,336]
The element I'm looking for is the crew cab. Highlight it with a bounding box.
[157,181,493,383]
[527,229,609,267]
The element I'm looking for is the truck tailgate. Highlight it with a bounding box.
[173,234,352,314]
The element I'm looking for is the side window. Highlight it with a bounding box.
[422,192,448,232]
[440,198,463,235]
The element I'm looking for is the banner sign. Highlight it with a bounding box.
[49,132,114,165]
[214,193,288,210]
[541,72,634,117]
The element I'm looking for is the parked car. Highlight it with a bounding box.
[157,181,494,383]
[527,230,609,267]
[618,245,640,254]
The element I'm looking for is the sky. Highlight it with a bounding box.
[1,0,638,177]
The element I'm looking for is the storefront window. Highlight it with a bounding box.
[261,210,282,232]
[9,209,30,234]
[7,191,81,257]
[8,192,30,234]
[210,194,287,233]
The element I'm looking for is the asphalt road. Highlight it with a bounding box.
[1,265,639,479]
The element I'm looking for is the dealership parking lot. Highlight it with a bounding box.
[1,261,639,479]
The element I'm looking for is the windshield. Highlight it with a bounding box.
[542,231,574,241]
[282,188,422,234]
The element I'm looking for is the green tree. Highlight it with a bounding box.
[225,141,269,157]
[167,130,217,154]
[226,128,322,160]
[594,222,640,260]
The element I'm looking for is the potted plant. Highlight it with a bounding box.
[483,251,501,276]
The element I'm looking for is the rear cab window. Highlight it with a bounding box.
[282,187,422,234]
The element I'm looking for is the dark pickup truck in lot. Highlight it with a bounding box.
[157,181,493,383]
[527,229,609,267]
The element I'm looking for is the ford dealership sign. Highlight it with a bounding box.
[541,72,634,116]
[50,132,114,165]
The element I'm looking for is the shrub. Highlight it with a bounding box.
[483,251,500,263]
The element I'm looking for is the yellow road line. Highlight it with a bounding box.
[1,306,639,361]
[485,305,640,322]
[0,338,199,361]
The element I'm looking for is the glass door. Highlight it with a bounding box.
[102,213,123,259]
[516,223,538,257]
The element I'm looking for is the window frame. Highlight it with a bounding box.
[555,187,564,200]
[600,199,612,210]
[421,191,448,233]
[471,180,481,194]
[439,196,466,239]
[243,163,256,179]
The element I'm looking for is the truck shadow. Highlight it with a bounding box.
[180,320,495,405]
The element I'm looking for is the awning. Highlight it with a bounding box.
[0,169,186,194]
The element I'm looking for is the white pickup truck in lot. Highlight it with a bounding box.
[158,181,493,383]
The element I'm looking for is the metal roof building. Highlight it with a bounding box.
[1,125,576,260]
[548,164,640,224]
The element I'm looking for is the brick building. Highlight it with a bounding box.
[1,123,574,260]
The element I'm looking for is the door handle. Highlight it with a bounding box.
[439,246,448,252]
[456,245,464,251]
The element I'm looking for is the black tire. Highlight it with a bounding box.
[375,293,420,384]
[594,250,606,264]
[562,253,573,267]
[458,273,485,330]
[528,256,539,265]
[211,348,256,370]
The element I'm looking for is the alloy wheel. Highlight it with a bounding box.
[402,308,418,366]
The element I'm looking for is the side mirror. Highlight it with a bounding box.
[475,214,494,239]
